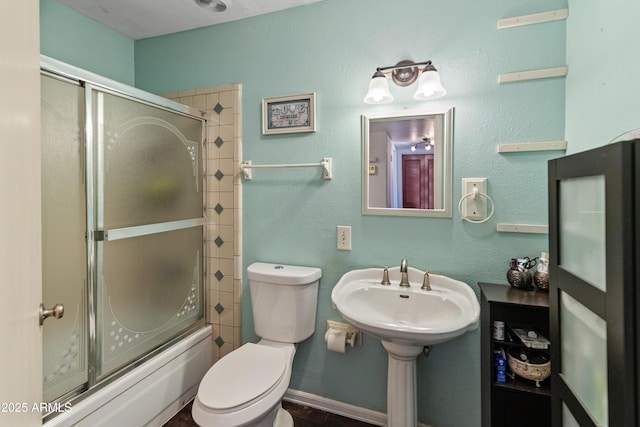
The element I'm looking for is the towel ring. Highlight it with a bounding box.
[457,188,495,223]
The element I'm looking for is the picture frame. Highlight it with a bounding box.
[262,92,316,135]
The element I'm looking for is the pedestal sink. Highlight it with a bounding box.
[331,265,480,427]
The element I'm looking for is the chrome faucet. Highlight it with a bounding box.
[399,258,410,287]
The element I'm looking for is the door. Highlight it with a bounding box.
[0,0,43,425]
[91,86,205,379]
[548,142,639,426]
[41,74,89,403]
[401,154,434,209]
[38,68,206,412]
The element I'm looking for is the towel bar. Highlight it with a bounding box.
[240,157,332,180]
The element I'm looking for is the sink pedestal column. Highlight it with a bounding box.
[381,341,424,427]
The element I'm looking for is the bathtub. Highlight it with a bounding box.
[44,326,212,427]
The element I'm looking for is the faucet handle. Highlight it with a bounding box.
[421,270,432,291]
[381,266,391,286]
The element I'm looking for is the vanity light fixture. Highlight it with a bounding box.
[194,0,230,12]
[364,60,447,104]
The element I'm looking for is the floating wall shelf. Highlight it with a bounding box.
[497,223,549,234]
[497,9,569,30]
[497,140,567,153]
[494,9,567,239]
[499,66,568,84]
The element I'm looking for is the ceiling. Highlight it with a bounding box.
[369,117,436,147]
[57,0,325,40]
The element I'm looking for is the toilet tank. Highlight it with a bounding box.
[247,262,322,343]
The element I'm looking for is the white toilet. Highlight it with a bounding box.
[192,262,322,427]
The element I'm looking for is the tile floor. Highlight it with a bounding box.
[163,400,377,427]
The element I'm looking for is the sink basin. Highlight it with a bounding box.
[331,265,480,426]
[331,266,480,346]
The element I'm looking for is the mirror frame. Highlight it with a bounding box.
[361,107,454,217]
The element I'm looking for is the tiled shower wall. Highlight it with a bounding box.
[162,84,242,364]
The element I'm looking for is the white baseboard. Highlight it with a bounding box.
[284,388,432,427]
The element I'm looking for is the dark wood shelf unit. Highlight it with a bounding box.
[480,282,551,427]
[494,376,550,396]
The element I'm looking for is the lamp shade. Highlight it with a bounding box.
[364,71,393,104]
[413,67,446,100]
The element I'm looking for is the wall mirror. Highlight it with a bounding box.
[362,107,453,217]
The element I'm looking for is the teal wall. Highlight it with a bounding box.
[40,0,134,85]
[135,1,566,425]
[565,0,640,154]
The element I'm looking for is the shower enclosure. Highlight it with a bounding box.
[40,58,207,418]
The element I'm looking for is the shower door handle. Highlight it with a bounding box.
[39,303,64,326]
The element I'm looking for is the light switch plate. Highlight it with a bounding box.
[461,178,488,221]
[337,225,351,250]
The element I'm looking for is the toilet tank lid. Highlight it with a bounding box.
[247,262,322,285]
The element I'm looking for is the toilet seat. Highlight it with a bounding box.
[192,341,295,427]
[198,343,286,411]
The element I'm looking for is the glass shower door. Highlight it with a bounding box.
[41,74,89,402]
[41,69,206,408]
[90,87,205,378]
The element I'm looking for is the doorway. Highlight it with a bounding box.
[401,154,434,209]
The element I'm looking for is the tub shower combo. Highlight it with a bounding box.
[40,57,212,426]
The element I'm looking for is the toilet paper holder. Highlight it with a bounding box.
[325,320,362,348]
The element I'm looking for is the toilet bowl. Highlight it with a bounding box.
[192,340,295,427]
[192,262,321,427]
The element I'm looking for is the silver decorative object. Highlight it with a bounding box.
[507,268,532,290]
[533,271,550,291]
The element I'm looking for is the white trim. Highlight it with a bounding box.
[498,66,568,84]
[497,9,569,30]
[284,388,434,427]
[497,140,567,153]
[497,223,549,234]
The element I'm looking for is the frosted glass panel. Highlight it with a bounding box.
[96,90,203,229]
[41,75,89,402]
[561,291,608,426]
[559,176,606,290]
[99,227,203,376]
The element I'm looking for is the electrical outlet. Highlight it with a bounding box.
[337,226,352,250]
[461,178,487,220]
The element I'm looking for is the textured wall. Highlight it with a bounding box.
[40,0,135,85]
[565,0,640,154]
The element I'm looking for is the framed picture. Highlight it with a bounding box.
[262,93,316,135]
